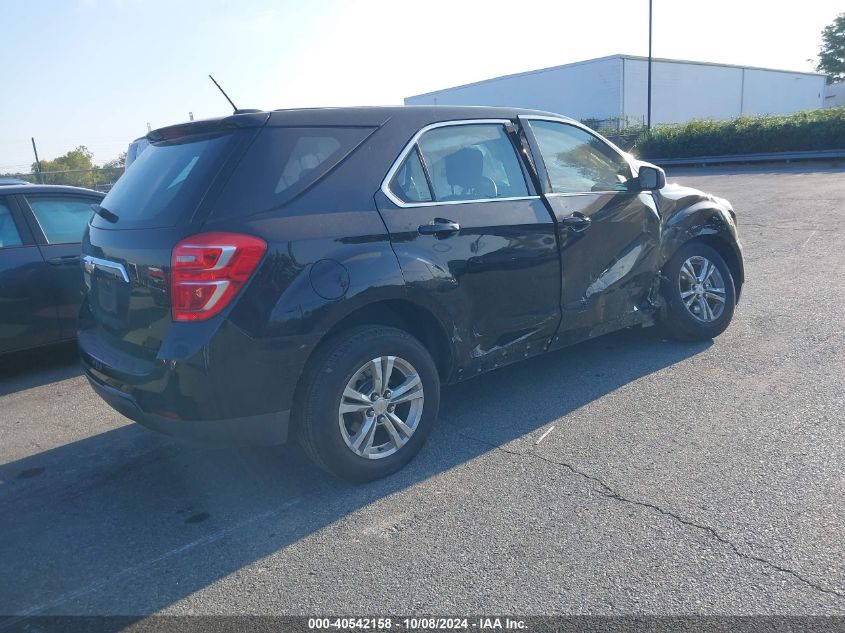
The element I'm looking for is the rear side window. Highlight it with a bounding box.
[27,197,95,244]
[417,124,528,202]
[211,126,376,219]
[96,131,246,230]
[274,135,341,194]
[0,200,22,247]
[391,148,433,203]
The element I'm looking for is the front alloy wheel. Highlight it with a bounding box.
[659,242,737,341]
[339,356,424,459]
[678,255,727,323]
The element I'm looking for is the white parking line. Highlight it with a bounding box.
[535,426,555,445]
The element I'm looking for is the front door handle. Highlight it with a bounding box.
[418,218,461,238]
[48,255,81,266]
[562,213,592,232]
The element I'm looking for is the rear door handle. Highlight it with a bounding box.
[48,255,81,266]
[418,218,461,238]
[562,213,591,232]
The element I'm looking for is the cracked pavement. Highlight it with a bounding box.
[1,162,844,616]
[457,430,843,602]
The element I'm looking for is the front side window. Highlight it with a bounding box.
[26,197,95,244]
[0,200,22,247]
[413,123,529,202]
[528,120,631,194]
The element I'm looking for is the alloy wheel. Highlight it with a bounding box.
[678,255,727,323]
[338,356,425,459]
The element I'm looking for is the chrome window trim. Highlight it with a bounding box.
[381,119,541,208]
[545,190,630,198]
[383,195,541,209]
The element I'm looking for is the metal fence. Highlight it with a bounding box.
[580,116,645,133]
[6,167,124,193]
[580,116,647,152]
[602,132,646,152]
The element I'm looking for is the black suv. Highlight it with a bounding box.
[79,106,743,481]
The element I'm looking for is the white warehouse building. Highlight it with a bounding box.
[405,54,827,125]
[824,81,845,108]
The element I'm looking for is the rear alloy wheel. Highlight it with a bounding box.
[339,355,425,459]
[297,326,439,481]
[660,242,736,341]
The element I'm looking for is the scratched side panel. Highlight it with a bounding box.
[375,191,562,380]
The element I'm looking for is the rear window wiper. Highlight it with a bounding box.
[91,203,119,223]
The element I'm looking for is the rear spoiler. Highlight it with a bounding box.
[147,111,270,142]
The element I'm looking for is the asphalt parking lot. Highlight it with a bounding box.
[1,162,843,618]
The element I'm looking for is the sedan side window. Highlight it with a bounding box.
[528,120,632,194]
[0,200,23,248]
[25,197,96,244]
[416,124,529,202]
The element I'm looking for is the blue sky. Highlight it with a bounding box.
[1,0,841,171]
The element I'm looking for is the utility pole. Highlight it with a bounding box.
[31,137,43,184]
[647,0,653,130]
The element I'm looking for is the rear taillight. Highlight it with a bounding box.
[170,232,267,322]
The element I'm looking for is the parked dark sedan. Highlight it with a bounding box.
[0,177,32,186]
[79,106,743,481]
[1,184,104,353]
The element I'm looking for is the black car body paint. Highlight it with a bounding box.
[78,106,743,447]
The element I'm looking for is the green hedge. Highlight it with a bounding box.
[634,107,845,159]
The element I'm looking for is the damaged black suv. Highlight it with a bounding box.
[79,106,743,481]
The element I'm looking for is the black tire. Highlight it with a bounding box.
[659,242,737,341]
[295,325,440,482]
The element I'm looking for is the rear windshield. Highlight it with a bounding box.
[94,131,247,230]
[209,126,376,219]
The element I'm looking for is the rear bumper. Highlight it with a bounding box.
[85,369,290,446]
[77,317,318,447]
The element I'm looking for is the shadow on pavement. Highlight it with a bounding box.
[0,328,710,625]
[0,342,81,398]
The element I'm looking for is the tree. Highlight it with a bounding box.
[32,146,98,187]
[102,151,127,170]
[817,13,845,83]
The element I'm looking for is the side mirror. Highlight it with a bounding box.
[637,164,666,191]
